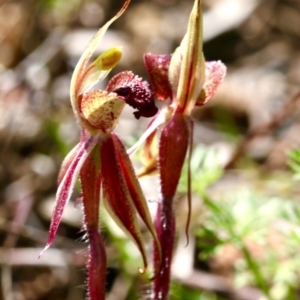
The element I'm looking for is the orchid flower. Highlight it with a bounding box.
[128,0,226,299]
[40,1,161,299]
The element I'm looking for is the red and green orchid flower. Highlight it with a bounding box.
[40,1,161,299]
[128,0,226,299]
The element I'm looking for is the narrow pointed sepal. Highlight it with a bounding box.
[101,136,149,275]
[159,112,189,198]
[111,134,162,278]
[57,143,80,186]
[80,145,102,230]
[80,147,106,300]
[39,135,99,257]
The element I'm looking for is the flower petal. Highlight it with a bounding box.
[159,112,189,198]
[80,145,102,231]
[112,134,162,278]
[57,143,80,186]
[78,47,123,95]
[40,134,100,256]
[79,90,125,132]
[70,0,131,117]
[195,61,227,106]
[80,146,106,300]
[143,53,172,101]
[101,136,149,275]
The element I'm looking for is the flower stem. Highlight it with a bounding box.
[86,228,107,300]
[81,150,106,300]
[153,197,175,300]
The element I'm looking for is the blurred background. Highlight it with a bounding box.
[1,0,300,299]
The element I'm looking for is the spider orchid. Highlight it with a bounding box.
[40,1,161,299]
[128,0,226,298]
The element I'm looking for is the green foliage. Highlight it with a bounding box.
[177,145,300,300]
[211,106,241,142]
[99,144,300,299]
[288,148,300,181]
[170,282,225,300]
[178,145,223,194]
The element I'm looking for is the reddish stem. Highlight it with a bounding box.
[153,197,175,300]
[80,146,106,300]
[153,113,189,299]
[86,228,107,300]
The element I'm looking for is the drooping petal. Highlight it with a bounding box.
[195,61,227,106]
[57,143,80,186]
[40,134,100,256]
[80,146,106,300]
[159,112,189,198]
[70,0,131,118]
[112,134,162,277]
[101,136,149,275]
[169,0,206,115]
[143,53,172,101]
[80,145,102,234]
[79,90,125,132]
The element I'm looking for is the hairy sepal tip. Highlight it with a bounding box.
[38,244,50,259]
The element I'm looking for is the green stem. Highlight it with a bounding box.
[239,243,274,300]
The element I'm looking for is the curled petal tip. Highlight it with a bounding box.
[38,244,50,259]
[148,261,162,282]
[138,266,147,275]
